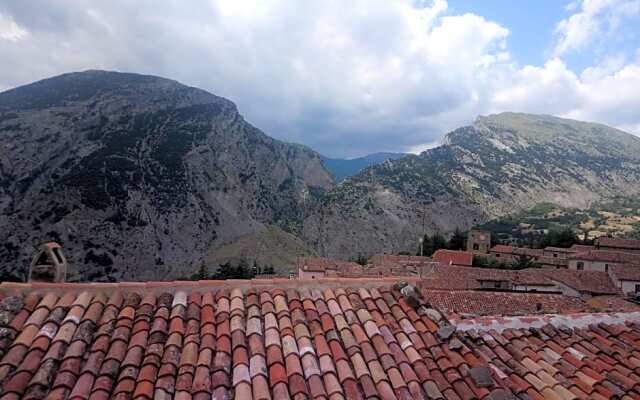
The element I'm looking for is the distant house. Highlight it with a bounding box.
[567,250,640,272]
[489,245,543,264]
[297,257,335,279]
[610,265,640,295]
[368,254,431,267]
[297,257,361,279]
[432,249,474,267]
[419,264,618,297]
[595,237,640,254]
[477,278,512,291]
[542,246,575,259]
[488,245,516,263]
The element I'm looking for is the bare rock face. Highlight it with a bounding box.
[3,72,640,280]
[0,70,333,281]
[302,112,640,259]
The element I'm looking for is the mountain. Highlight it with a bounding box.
[322,152,407,181]
[302,112,640,258]
[0,70,333,281]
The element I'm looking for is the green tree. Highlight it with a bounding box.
[213,261,233,279]
[473,255,507,269]
[510,254,539,270]
[539,227,577,248]
[352,254,368,266]
[448,228,466,250]
[197,261,209,280]
[419,233,447,256]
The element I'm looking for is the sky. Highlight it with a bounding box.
[0,1,639,158]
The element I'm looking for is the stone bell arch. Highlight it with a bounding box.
[28,242,68,283]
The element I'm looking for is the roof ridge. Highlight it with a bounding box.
[0,276,421,293]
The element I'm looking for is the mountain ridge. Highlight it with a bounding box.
[301,112,640,258]
[2,71,640,279]
[0,70,333,280]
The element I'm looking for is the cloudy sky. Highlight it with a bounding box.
[1,0,639,157]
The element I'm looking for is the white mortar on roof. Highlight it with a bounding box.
[453,311,640,333]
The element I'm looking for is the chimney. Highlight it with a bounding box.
[28,242,68,283]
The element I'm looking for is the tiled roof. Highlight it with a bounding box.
[543,247,576,253]
[420,265,620,295]
[297,257,361,272]
[611,265,640,281]
[0,278,640,399]
[489,246,547,258]
[587,296,640,312]
[420,265,511,290]
[420,265,555,290]
[422,289,592,318]
[549,270,620,295]
[536,256,568,267]
[432,250,474,267]
[368,255,432,267]
[596,237,640,250]
[568,250,640,264]
[569,245,595,253]
[489,245,514,254]
[515,248,544,257]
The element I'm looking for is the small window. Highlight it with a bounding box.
[494,281,501,289]
[636,284,640,293]
[496,254,500,258]
[577,262,584,271]
[553,253,558,258]
[604,264,609,272]
[473,244,479,251]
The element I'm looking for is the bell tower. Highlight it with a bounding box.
[466,230,491,254]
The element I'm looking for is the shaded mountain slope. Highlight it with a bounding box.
[0,70,333,280]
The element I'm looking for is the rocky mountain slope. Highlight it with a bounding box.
[0,70,333,280]
[302,113,640,258]
[322,152,407,181]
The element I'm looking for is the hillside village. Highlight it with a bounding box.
[297,231,640,319]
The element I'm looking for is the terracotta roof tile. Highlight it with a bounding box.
[0,278,639,398]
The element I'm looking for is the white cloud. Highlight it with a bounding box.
[553,0,640,56]
[0,12,27,41]
[0,1,638,157]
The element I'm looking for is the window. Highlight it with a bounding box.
[577,262,584,271]
[636,284,640,294]
[604,264,609,272]
[553,253,558,258]
[494,281,501,289]
[496,254,500,258]
[473,243,479,251]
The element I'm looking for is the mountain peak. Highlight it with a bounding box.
[0,70,234,113]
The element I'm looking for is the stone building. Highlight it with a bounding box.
[466,230,491,253]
